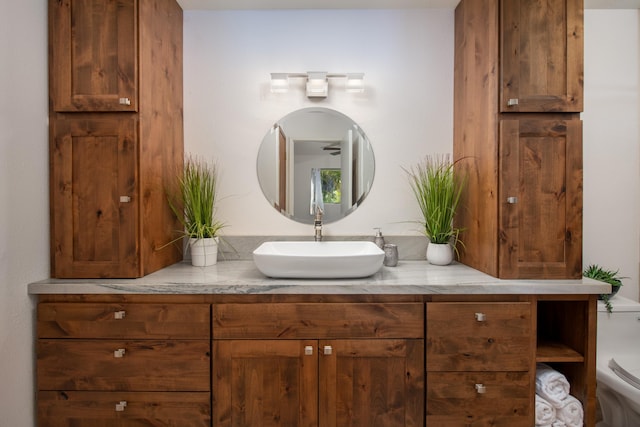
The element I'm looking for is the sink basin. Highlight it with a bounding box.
[253,241,385,279]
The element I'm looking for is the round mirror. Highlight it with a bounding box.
[257,107,375,224]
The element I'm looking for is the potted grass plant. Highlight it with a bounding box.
[168,155,225,266]
[583,264,625,313]
[405,154,465,265]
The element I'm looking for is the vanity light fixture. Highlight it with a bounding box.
[270,71,365,98]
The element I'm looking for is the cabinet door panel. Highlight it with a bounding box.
[37,340,210,391]
[51,117,139,278]
[499,119,582,279]
[319,339,424,427]
[500,0,583,112]
[37,303,210,339]
[213,340,318,427]
[38,391,210,427]
[426,371,531,426]
[49,0,137,112]
[427,302,532,371]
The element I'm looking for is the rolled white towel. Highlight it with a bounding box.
[536,363,570,407]
[552,421,567,427]
[555,395,584,427]
[535,394,557,426]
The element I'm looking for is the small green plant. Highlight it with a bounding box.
[583,264,625,313]
[404,154,466,251]
[168,155,225,240]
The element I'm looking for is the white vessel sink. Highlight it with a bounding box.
[253,241,385,279]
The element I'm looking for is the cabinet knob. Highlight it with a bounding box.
[506,196,518,204]
[119,196,131,203]
[115,401,127,412]
[119,97,131,106]
[323,345,333,355]
[507,98,519,106]
[475,383,487,394]
[304,345,314,356]
[113,348,126,358]
[475,312,486,322]
[114,310,126,319]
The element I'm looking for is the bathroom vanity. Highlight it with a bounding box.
[30,261,608,426]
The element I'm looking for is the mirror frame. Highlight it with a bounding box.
[257,107,375,224]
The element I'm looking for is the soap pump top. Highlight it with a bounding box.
[373,228,385,249]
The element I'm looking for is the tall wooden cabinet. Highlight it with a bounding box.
[48,0,184,278]
[453,0,584,279]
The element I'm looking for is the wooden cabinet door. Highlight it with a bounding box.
[38,391,210,427]
[500,0,583,112]
[213,340,318,427]
[499,119,582,279]
[319,339,424,427]
[51,117,139,278]
[49,0,137,112]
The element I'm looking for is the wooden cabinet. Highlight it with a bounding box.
[500,0,583,113]
[33,293,597,426]
[212,303,425,427]
[453,0,583,279]
[48,0,184,278]
[426,301,534,426]
[49,0,138,112]
[498,118,583,278]
[36,302,211,426]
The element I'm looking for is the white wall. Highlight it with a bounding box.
[583,10,640,300]
[0,2,49,426]
[183,9,455,236]
[0,5,638,426]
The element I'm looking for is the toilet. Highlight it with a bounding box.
[596,295,640,427]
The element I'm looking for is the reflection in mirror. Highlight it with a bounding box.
[257,107,375,224]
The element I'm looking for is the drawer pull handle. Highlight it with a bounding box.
[114,348,126,358]
[304,345,314,356]
[323,345,333,355]
[115,401,127,412]
[507,98,519,106]
[475,312,486,322]
[114,310,126,320]
[475,383,487,394]
[119,97,131,106]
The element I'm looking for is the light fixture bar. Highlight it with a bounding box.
[269,71,365,98]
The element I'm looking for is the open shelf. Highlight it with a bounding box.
[536,340,585,363]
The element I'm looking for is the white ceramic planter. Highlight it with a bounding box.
[426,242,454,266]
[189,237,219,267]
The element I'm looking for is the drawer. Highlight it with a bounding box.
[213,303,424,339]
[37,303,210,339]
[38,391,210,427]
[426,371,532,426]
[37,340,210,391]
[426,302,532,371]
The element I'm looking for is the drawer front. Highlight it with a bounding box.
[427,371,532,426]
[38,303,210,339]
[38,391,210,427]
[213,303,424,339]
[37,340,210,391]
[426,302,532,371]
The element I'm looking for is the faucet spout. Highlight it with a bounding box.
[314,207,323,241]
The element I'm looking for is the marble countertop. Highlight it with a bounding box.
[28,261,610,295]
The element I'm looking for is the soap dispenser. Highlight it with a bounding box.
[373,228,385,249]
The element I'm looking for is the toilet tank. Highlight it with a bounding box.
[597,296,640,353]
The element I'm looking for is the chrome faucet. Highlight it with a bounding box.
[314,207,323,241]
